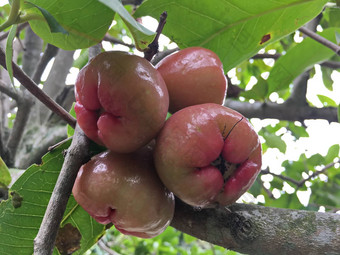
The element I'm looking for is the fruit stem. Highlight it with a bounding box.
[144,11,167,61]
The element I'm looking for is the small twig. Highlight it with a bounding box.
[0,23,29,41]
[144,11,167,61]
[0,46,76,128]
[252,53,282,60]
[151,47,179,65]
[261,168,301,187]
[299,26,340,56]
[48,136,73,151]
[298,158,340,186]
[103,34,135,48]
[34,125,91,255]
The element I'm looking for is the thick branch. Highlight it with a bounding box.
[171,201,340,255]
[224,100,337,122]
[34,125,90,255]
[0,46,76,128]
[299,27,340,56]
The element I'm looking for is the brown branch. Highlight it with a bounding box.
[34,125,91,255]
[144,11,167,61]
[299,27,340,56]
[171,200,340,254]
[224,100,338,123]
[0,46,76,128]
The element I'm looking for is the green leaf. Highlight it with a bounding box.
[241,77,268,101]
[135,0,328,71]
[317,94,337,107]
[321,66,334,91]
[0,157,11,186]
[338,104,340,123]
[23,0,115,50]
[267,27,340,94]
[5,24,17,85]
[307,153,325,167]
[325,144,340,163]
[97,0,155,51]
[25,1,68,34]
[288,122,309,139]
[0,141,106,255]
[262,132,287,153]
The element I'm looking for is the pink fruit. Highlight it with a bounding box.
[75,51,169,153]
[72,145,175,238]
[154,103,262,207]
[156,47,227,113]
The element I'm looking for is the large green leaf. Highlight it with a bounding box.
[23,0,115,50]
[0,141,106,255]
[134,0,328,71]
[267,27,340,94]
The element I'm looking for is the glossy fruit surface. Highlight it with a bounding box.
[75,51,169,153]
[72,145,175,238]
[154,103,261,207]
[156,47,227,113]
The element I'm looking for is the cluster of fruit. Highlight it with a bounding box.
[72,47,262,238]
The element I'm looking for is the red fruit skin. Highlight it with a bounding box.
[154,103,262,207]
[156,47,227,113]
[75,51,169,153]
[72,146,175,238]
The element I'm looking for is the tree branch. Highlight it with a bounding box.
[34,125,91,255]
[171,201,340,255]
[299,27,340,56]
[0,46,76,128]
[32,44,59,84]
[224,100,338,123]
[144,11,167,61]
[0,79,20,100]
[103,35,135,48]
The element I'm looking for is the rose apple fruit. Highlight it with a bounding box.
[75,51,169,153]
[156,47,227,113]
[154,103,261,208]
[72,145,175,238]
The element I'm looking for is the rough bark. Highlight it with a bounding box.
[34,125,91,255]
[171,201,340,255]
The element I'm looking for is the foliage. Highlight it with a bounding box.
[0,0,339,254]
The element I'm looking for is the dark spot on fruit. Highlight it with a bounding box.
[260,34,271,45]
[211,155,238,182]
[55,223,82,255]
